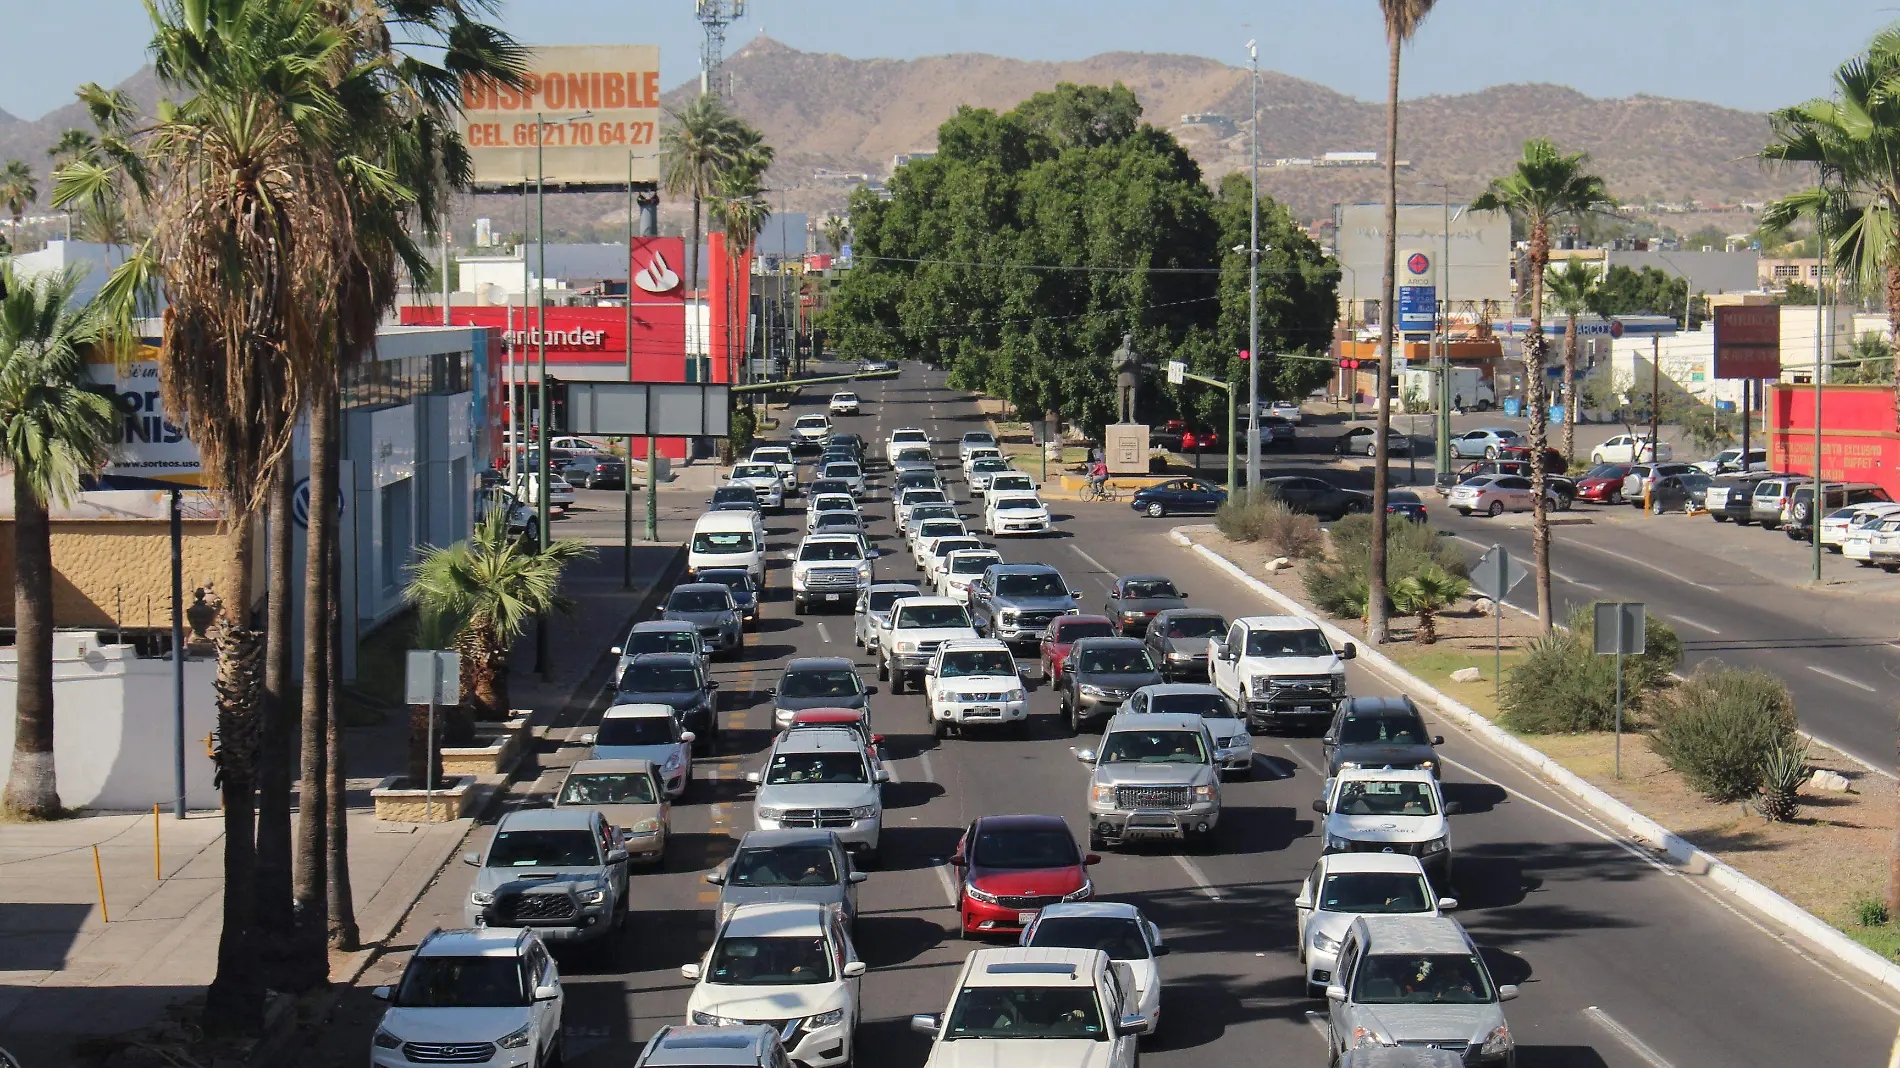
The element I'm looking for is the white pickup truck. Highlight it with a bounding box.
[1209,616,1355,731]
[876,596,979,696]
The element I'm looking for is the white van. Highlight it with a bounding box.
[689,511,766,586]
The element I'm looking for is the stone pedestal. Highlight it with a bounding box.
[371,774,476,823]
[441,715,530,778]
[1103,424,1151,475]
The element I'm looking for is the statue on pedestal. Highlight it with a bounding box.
[1112,333,1140,423]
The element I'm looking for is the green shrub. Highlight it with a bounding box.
[1303,558,1370,619]
[1648,666,1798,802]
[1498,605,1681,734]
[1216,493,1324,559]
[1856,897,1892,928]
[1757,739,1811,822]
[1300,513,1468,621]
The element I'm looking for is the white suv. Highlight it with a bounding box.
[911,947,1146,1068]
[1314,768,1457,886]
[793,414,832,442]
[371,927,565,1068]
[684,902,865,1067]
[938,548,1003,602]
[885,427,931,465]
[924,638,1028,737]
[790,534,876,615]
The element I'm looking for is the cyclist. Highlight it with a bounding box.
[1086,457,1109,498]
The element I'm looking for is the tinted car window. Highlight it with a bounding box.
[972,827,1079,868]
[1337,714,1428,746]
[940,650,1018,677]
[670,589,732,613]
[1319,872,1433,913]
[799,541,865,562]
[1053,619,1116,642]
[1146,691,1237,718]
[1243,629,1331,657]
[1099,730,1207,763]
[766,752,869,785]
[1163,616,1224,639]
[729,846,839,886]
[995,572,1067,598]
[1353,954,1493,1004]
[780,668,862,699]
[626,630,696,656]
[620,664,701,692]
[708,936,833,985]
[596,717,677,746]
[559,772,659,805]
[1076,646,1155,673]
[692,531,756,553]
[488,829,599,867]
[1027,917,1150,961]
[895,604,971,629]
[396,957,529,1008]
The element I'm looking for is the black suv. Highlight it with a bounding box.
[1321,695,1443,777]
[615,652,719,754]
[1254,476,1370,520]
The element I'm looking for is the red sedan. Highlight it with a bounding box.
[1575,463,1634,504]
[954,814,1099,938]
[1039,614,1116,683]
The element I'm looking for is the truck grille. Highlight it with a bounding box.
[1116,785,1192,809]
[995,894,1061,910]
[954,691,1013,702]
[777,808,857,828]
[1264,675,1337,698]
[914,640,944,657]
[501,892,576,922]
[402,1042,498,1064]
[806,568,861,589]
[1014,611,1059,629]
[1343,839,1422,856]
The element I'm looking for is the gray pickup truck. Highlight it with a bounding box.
[1075,711,1222,852]
[463,807,629,945]
[968,562,1079,644]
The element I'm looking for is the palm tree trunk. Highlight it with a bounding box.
[324,466,358,950]
[3,481,59,817]
[690,195,704,381]
[1368,32,1403,645]
[291,385,332,985]
[1562,312,1580,462]
[254,467,295,977]
[1526,223,1554,633]
[204,516,264,1034]
[1888,263,1900,433]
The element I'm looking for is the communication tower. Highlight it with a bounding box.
[696,0,745,98]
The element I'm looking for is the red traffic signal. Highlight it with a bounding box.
[1238,349,1250,360]
[1338,358,1361,369]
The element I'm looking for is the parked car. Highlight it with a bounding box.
[1141,608,1226,681]
[1448,427,1521,459]
[1748,475,1803,529]
[746,727,887,859]
[770,656,874,730]
[1868,516,1900,571]
[1694,446,1769,474]
[555,759,669,862]
[1573,462,1634,504]
[706,829,866,926]
[828,391,861,416]
[683,902,865,1067]
[1076,711,1221,850]
[1103,574,1188,637]
[1705,471,1785,524]
[1018,902,1167,1034]
[615,653,719,755]
[564,455,627,489]
[1295,854,1454,998]
[1619,461,1696,505]
[1040,613,1117,685]
[1828,502,1900,555]
[1591,433,1673,463]
[1492,445,1568,475]
[459,807,630,945]
[1320,916,1517,1068]
[1322,696,1442,778]
[1446,474,1559,517]
[1126,683,1251,777]
[369,928,565,1068]
[1784,482,1891,541]
[512,471,576,512]
[1129,477,1227,518]
[1648,472,1714,514]
[951,814,1098,938]
[1335,425,1413,456]
[1254,476,1371,520]
[1056,637,1165,733]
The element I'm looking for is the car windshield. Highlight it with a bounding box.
[825,465,861,478]
[732,465,777,481]
[909,507,957,526]
[814,495,856,512]
[707,935,834,986]
[1055,620,1115,642]
[486,829,598,868]
[867,588,919,613]
[766,751,869,785]
[995,573,1066,598]
[919,521,964,539]
[796,417,828,428]
[941,650,1018,677]
[626,630,697,656]
[1353,953,1494,1005]
[945,987,1105,1041]
[894,432,928,444]
[713,488,759,507]
[932,539,981,559]
[1027,917,1150,960]
[1148,691,1238,719]
[620,664,700,693]
[800,541,864,562]
[992,477,1034,490]
[896,604,971,629]
[669,590,731,613]
[904,490,949,507]
[1122,579,1178,600]
[815,515,861,532]
[395,956,528,1008]
[596,716,676,747]
[1319,872,1434,914]
[1077,646,1155,674]
[972,458,1009,472]
[1100,730,1207,764]
[559,771,659,805]
[1335,780,1439,817]
[1337,714,1428,746]
[752,451,791,464]
[996,498,1041,512]
[780,668,862,699]
[692,531,756,554]
[951,554,1000,575]
[728,845,840,886]
[701,572,756,594]
[1163,616,1223,639]
[1243,629,1332,657]
[972,827,1078,868]
[963,434,997,446]
[897,448,934,463]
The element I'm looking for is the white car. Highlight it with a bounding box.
[684,902,865,1068]
[1591,433,1673,464]
[885,427,931,465]
[938,548,1003,601]
[1821,502,1900,552]
[585,703,695,799]
[1846,512,1900,565]
[370,928,564,1068]
[828,391,861,416]
[987,472,1038,498]
[984,493,1051,536]
[957,430,1000,464]
[961,447,1004,479]
[910,517,968,558]
[896,487,953,531]
[1446,474,1559,517]
[1317,767,1456,885]
[925,638,1028,736]
[546,435,607,457]
[965,456,1011,496]
[877,596,981,695]
[1295,852,1453,998]
[727,463,787,510]
[910,947,1146,1068]
[512,472,576,511]
[1270,400,1303,425]
[749,446,799,493]
[792,414,833,442]
[1693,446,1768,474]
[806,493,860,530]
[922,536,985,587]
[818,461,867,498]
[1020,902,1166,1034]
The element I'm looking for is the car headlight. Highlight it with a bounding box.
[1166,652,1193,661]
[1325,833,1353,850]
[496,1023,534,1049]
[578,884,607,905]
[1000,609,1018,622]
[1310,930,1342,954]
[1080,684,1108,698]
[1336,760,1359,770]
[469,890,494,906]
[372,1027,404,1050]
[757,806,787,821]
[1418,759,1434,771]
[1122,610,1144,619]
[691,1010,723,1025]
[1352,1026,1396,1048]
[1004,687,1025,702]
[806,1008,846,1028]
[897,641,918,654]
[850,805,879,819]
[1480,1024,1513,1055]
[1422,837,1449,854]
[965,883,999,904]
[1192,784,1215,802]
[1090,783,1113,805]
[627,818,661,835]
[1062,879,1094,902]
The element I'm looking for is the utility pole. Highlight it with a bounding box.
[535,112,551,678]
[1245,39,1261,492]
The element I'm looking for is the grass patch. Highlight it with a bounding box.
[1843,921,1900,961]
[1382,645,1523,719]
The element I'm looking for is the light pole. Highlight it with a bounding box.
[1245,38,1261,492]
[534,109,590,678]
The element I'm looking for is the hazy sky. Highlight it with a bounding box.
[4,0,1891,121]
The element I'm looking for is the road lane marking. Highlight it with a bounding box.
[1548,569,1604,591]
[1667,614,1720,634]
[1171,855,1222,900]
[919,749,938,783]
[1567,539,1719,590]
[1583,1006,1676,1068]
[933,862,959,908]
[816,621,831,643]
[1282,743,1324,776]
[1304,1012,1330,1042]
[1808,665,1878,692]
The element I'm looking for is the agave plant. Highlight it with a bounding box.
[1756,739,1812,823]
[1390,564,1470,645]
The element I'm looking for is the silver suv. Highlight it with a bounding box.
[1749,475,1800,529]
[747,727,887,861]
[461,807,629,945]
[635,1025,791,1068]
[1324,915,1518,1068]
[1074,712,1221,852]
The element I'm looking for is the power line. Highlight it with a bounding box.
[854,254,1334,277]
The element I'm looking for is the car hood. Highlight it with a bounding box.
[1092,762,1213,787]
[378,1006,535,1045]
[666,609,739,628]
[756,782,879,810]
[471,865,606,895]
[587,802,666,830]
[776,692,870,713]
[1353,1003,1503,1045]
[1117,597,1187,615]
[1326,812,1447,842]
[928,1039,1114,1068]
[733,476,780,489]
[1074,670,1165,692]
[1333,743,1436,770]
[997,594,1077,612]
[966,865,1087,897]
[688,984,848,1021]
[719,883,848,912]
[1234,653,1343,676]
[896,627,981,645]
[615,690,703,713]
[590,742,686,766]
[1202,717,1249,746]
[936,675,1022,696]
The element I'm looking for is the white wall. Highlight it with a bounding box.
[0,636,220,812]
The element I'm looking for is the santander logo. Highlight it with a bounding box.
[633,249,681,294]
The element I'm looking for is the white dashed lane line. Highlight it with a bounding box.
[1171,855,1222,900]
[1808,665,1878,692]
[1583,1006,1677,1068]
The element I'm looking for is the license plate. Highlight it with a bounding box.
[1294,705,1315,712]
[826,593,841,601]
[972,706,998,716]
[1017,911,1039,925]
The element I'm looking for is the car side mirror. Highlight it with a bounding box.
[1116,1013,1150,1036]
[610,646,623,655]
[849,871,869,884]
[1310,798,1326,813]
[372,985,391,1000]
[533,984,560,1002]
[1084,854,1102,866]
[706,680,719,690]
[461,851,480,866]
[1322,732,1335,744]
[1106,590,1119,599]
[1325,984,1347,1002]
[579,733,596,745]
[911,1014,942,1036]
[606,849,629,865]
[1445,801,1464,815]
[871,734,886,745]
[1498,984,1520,1002]
[1437,896,1459,911]
[680,731,697,744]
[1152,943,1171,957]
[765,687,777,697]
[1340,643,1357,660]
[875,769,890,783]
[1432,735,1444,746]
[842,961,868,978]
[950,852,966,867]
[865,686,879,696]
[745,771,762,785]
[705,870,726,885]
[1073,748,1096,763]
[680,963,702,980]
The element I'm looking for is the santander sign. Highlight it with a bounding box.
[633,248,681,294]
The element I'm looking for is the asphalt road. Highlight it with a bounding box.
[301,366,1898,1068]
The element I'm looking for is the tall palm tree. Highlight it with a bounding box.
[714,167,773,458]
[822,214,849,256]
[47,85,147,244]
[1367,0,1439,645]
[662,93,741,305]
[1472,139,1612,634]
[1544,258,1601,463]
[0,159,38,247]
[0,266,117,818]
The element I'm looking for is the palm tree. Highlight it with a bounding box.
[406,508,592,735]
[663,93,742,304]
[0,266,117,818]
[822,214,849,256]
[1367,0,1439,646]
[0,159,38,248]
[1544,259,1601,463]
[1390,565,1469,645]
[1472,139,1611,634]
[46,86,146,244]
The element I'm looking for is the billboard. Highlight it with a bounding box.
[459,45,662,187]
[1336,204,1514,308]
[1714,305,1781,379]
[88,353,202,481]
[1397,248,1436,336]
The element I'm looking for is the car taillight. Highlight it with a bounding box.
[1182,432,1197,448]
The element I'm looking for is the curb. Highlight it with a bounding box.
[1167,526,1900,998]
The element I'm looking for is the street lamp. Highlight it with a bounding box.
[1246,38,1260,492]
[534,108,592,678]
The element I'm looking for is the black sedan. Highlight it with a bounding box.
[1385,489,1429,523]
[1255,476,1371,520]
[1103,575,1188,637]
[564,455,627,489]
[1129,478,1227,518]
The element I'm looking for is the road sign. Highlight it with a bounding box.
[1166,360,1186,385]
[405,650,462,706]
[1594,602,1646,655]
[1470,545,1529,604]
[1713,305,1780,379]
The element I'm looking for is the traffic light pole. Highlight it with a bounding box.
[1177,369,1237,491]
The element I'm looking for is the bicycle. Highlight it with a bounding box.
[1082,480,1121,502]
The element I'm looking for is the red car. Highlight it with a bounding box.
[1575,463,1634,504]
[783,708,884,752]
[954,814,1099,938]
[1040,614,1117,683]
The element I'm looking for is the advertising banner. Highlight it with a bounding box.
[1397,248,1436,335]
[459,45,662,187]
[1714,305,1781,379]
[87,352,202,481]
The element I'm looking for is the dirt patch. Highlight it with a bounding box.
[1183,521,1900,960]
